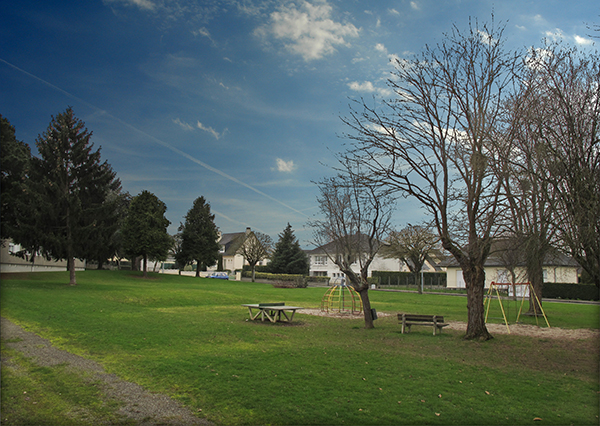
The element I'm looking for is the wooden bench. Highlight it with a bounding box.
[398,313,449,335]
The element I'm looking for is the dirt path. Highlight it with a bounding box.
[0,317,213,426]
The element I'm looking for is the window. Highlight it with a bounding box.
[497,269,508,283]
[313,256,327,265]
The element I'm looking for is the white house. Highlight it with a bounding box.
[443,250,580,289]
[306,238,439,278]
[208,227,269,272]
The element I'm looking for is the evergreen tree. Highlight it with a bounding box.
[178,196,220,277]
[121,190,172,278]
[32,108,121,285]
[0,115,36,249]
[269,223,308,275]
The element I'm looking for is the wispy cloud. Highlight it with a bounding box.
[255,0,359,61]
[0,58,308,219]
[104,0,156,11]
[173,118,194,131]
[410,2,420,11]
[275,158,296,172]
[197,121,227,140]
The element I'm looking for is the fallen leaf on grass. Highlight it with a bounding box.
[533,418,542,421]
[435,413,441,416]
[485,391,490,395]
[438,394,442,398]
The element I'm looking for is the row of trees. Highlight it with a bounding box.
[2,112,309,283]
[311,18,599,337]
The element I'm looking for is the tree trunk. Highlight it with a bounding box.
[357,287,374,329]
[143,255,148,278]
[68,256,77,286]
[414,271,422,294]
[251,264,256,282]
[463,263,492,340]
[526,252,544,316]
[195,261,201,277]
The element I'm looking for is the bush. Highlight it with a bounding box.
[372,271,447,287]
[542,283,599,301]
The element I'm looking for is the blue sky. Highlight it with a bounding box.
[1,0,597,247]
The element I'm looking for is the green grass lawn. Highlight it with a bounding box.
[1,270,599,425]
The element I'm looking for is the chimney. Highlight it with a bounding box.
[246,227,251,234]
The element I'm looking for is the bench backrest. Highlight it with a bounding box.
[398,313,445,322]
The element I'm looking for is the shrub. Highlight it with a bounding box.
[542,283,599,301]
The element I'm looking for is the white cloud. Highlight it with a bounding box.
[478,30,497,46]
[173,118,194,131]
[193,27,211,38]
[574,35,594,46]
[256,0,360,61]
[275,158,296,172]
[410,2,420,11]
[388,8,400,16]
[104,0,155,11]
[349,80,375,92]
[375,43,387,54]
[348,80,392,97]
[544,28,565,41]
[197,121,227,140]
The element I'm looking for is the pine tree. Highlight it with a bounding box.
[121,190,172,278]
[269,223,308,275]
[32,108,121,285]
[178,196,221,277]
[1,115,35,247]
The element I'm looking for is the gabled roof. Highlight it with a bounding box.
[307,234,383,255]
[218,232,247,256]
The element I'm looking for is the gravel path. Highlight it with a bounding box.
[0,317,214,426]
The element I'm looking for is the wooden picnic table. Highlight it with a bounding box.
[242,303,303,323]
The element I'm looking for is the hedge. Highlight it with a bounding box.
[241,271,329,283]
[371,271,447,287]
[542,283,599,301]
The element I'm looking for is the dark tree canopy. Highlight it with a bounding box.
[269,223,309,275]
[121,190,172,278]
[178,196,221,277]
[1,115,33,245]
[32,108,121,284]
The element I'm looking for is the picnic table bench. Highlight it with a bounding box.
[242,303,303,323]
[398,313,449,335]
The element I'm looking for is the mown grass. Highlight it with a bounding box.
[0,340,132,425]
[1,270,598,425]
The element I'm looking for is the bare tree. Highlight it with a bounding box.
[310,166,394,329]
[236,231,273,282]
[380,224,440,294]
[341,19,518,339]
[509,43,600,287]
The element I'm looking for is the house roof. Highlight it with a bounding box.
[218,232,247,256]
[440,242,580,268]
[306,234,383,256]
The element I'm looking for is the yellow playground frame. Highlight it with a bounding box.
[484,282,550,334]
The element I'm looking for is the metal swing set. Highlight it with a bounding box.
[484,282,550,334]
